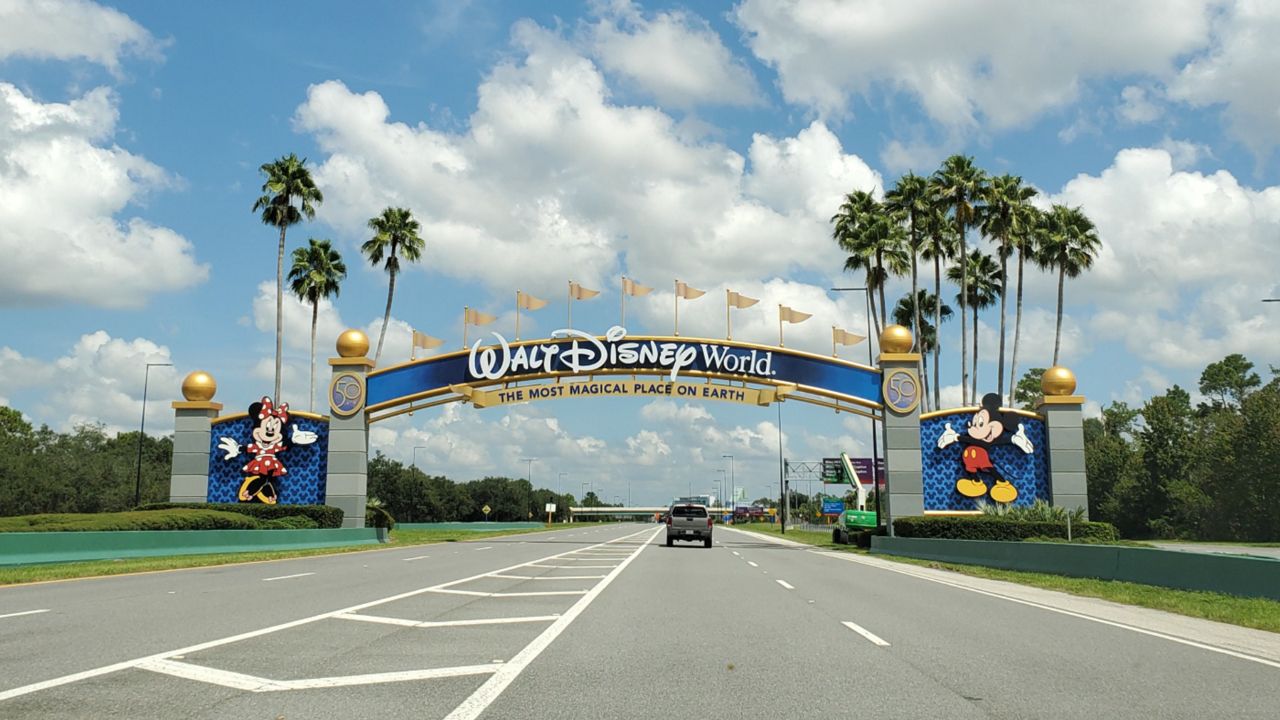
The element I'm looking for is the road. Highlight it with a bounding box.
[0,523,1277,719]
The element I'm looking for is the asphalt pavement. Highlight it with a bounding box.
[0,522,1277,719]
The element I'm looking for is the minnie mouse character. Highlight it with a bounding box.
[217,397,316,504]
[937,393,1034,504]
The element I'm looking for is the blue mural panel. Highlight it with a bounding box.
[920,411,1049,511]
[207,415,329,505]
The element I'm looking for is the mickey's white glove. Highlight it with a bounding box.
[291,427,317,445]
[937,422,959,449]
[1011,423,1034,453]
[217,437,240,460]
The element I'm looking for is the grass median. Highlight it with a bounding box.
[0,523,592,587]
[730,523,1280,633]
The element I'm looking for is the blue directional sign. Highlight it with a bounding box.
[821,500,845,515]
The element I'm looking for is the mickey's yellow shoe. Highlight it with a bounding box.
[990,480,1018,504]
[956,478,988,498]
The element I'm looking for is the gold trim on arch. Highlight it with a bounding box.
[918,406,1043,421]
[211,409,330,425]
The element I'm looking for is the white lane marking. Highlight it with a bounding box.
[475,547,493,551]
[527,564,616,569]
[732,551,741,556]
[776,580,795,590]
[402,555,431,562]
[0,609,49,620]
[262,572,314,582]
[815,551,1280,671]
[489,574,606,581]
[0,526,656,703]
[336,613,559,629]
[444,528,660,720]
[747,561,759,568]
[842,621,890,647]
[138,658,498,692]
[431,589,588,598]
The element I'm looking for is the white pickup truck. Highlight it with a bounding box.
[666,503,713,548]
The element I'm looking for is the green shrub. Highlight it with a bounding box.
[0,509,263,532]
[892,515,1118,542]
[140,503,344,528]
[365,497,395,530]
[978,499,1087,524]
[260,515,320,530]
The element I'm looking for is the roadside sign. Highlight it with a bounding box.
[821,457,844,483]
[822,500,845,515]
[482,504,492,520]
[545,503,556,512]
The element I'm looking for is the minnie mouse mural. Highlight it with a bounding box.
[217,397,316,504]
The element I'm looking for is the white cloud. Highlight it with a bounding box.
[1167,0,1280,164]
[587,1,760,108]
[0,331,180,434]
[0,83,207,308]
[1157,137,1213,170]
[1048,147,1280,371]
[294,23,877,297]
[733,0,1214,127]
[0,0,162,73]
[1118,85,1163,124]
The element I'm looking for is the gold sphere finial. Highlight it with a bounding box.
[181,371,217,402]
[336,329,370,358]
[879,324,914,354]
[1042,366,1077,396]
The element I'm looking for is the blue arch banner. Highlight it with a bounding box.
[366,327,881,414]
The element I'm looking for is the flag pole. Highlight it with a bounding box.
[621,277,627,327]
[674,280,679,337]
[567,281,573,328]
[515,290,521,340]
[778,305,784,347]
[463,307,469,349]
[832,326,837,358]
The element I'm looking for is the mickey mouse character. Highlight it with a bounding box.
[937,393,1034,504]
[218,397,316,504]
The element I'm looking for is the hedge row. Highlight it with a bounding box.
[0,509,290,532]
[140,503,344,528]
[892,515,1118,542]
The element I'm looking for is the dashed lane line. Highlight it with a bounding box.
[776,580,795,590]
[401,555,431,562]
[842,621,890,647]
[0,609,50,620]
[747,561,759,568]
[262,572,314,582]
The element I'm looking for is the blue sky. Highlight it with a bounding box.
[2,0,1278,505]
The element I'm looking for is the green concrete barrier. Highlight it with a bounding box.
[0,528,382,566]
[394,522,546,531]
[870,536,1280,601]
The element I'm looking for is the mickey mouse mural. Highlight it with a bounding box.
[217,397,317,504]
[935,393,1035,504]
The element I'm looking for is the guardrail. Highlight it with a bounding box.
[0,528,383,566]
[870,536,1280,601]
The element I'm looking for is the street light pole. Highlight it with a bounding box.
[777,400,786,534]
[135,361,173,508]
[831,286,882,528]
[412,446,427,475]
[722,454,735,521]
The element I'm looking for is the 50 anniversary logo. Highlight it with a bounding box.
[467,326,776,382]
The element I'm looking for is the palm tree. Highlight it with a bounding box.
[1037,205,1101,365]
[981,174,1038,398]
[948,252,1001,399]
[832,190,889,335]
[885,172,931,355]
[919,197,957,410]
[253,154,323,403]
[363,207,425,364]
[932,156,987,404]
[1007,203,1045,407]
[288,239,347,412]
[893,290,953,411]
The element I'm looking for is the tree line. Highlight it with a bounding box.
[833,155,1101,412]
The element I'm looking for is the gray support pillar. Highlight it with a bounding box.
[877,326,923,536]
[327,329,374,528]
[1037,366,1088,519]
[169,373,222,503]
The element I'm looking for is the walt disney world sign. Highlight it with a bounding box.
[361,327,884,422]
